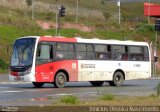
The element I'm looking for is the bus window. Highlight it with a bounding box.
[144,47,149,61]
[56,43,74,60]
[75,44,94,60]
[76,44,87,60]
[95,45,107,60]
[57,43,74,51]
[87,44,94,60]
[36,44,53,65]
[112,45,127,60]
[129,46,144,61]
[106,45,111,60]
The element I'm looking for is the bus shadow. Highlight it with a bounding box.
[7,82,143,89]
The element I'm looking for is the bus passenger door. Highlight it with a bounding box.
[35,43,54,82]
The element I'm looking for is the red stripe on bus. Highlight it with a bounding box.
[39,36,77,43]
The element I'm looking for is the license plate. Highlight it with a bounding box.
[14,76,23,81]
[16,76,20,80]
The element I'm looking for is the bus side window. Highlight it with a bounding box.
[121,46,128,60]
[112,45,126,60]
[129,46,144,61]
[37,47,41,57]
[76,44,87,60]
[144,47,149,61]
[56,43,74,60]
[106,45,111,60]
[56,51,64,59]
[95,44,107,60]
[87,44,94,60]
[36,44,53,65]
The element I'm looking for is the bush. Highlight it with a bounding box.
[59,95,79,104]
[103,12,111,21]
[149,94,157,98]
[0,58,8,70]
[99,93,114,101]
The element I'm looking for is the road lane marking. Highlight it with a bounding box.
[0,89,53,94]
[73,92,97,95]
[47,92,97,97]
[0,91,23,93]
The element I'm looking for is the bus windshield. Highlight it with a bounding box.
[11,38,36,67]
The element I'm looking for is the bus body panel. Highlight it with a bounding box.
[9,71,36,82]
[35,60,78,82]
[78,60,151,81]
[9,36,40,82]
[78,60,113,81]
[125,61,151,80]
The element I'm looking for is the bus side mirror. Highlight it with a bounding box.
[154,56,158,62]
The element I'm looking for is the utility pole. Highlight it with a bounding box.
[117,0,121,24]
[32,0,34,20]
[154,30,158,77]
[55,9,58,36]
[76,0,79,23]
[148,0,151,24]
[153,31,158,77]
[57,10,60,36]
[55,6,66,36]
[154,19,160,77]
[26,0,34,20]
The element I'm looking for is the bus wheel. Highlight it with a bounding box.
[54,72,67,88]
[110,71,124,87]
[90,81,104,86]
[32,82,44,88]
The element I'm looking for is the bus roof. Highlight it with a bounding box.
[77,38,149,46]
[17,36,149,46]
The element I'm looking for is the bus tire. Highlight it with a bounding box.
[90,81,104,86]
[110,71,124,87]
[32,82,44,88]
[54,72,67,88]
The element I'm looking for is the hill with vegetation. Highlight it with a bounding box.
[0,0,160,73]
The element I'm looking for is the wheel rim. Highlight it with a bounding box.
[58,75,65,85]
[115,75,121,83]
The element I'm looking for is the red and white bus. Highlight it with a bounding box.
[9,36,151,88]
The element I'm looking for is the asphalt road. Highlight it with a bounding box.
[0,75,159,106]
